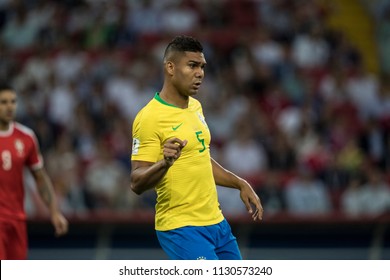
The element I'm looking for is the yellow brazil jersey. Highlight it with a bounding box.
[131,93,224,231]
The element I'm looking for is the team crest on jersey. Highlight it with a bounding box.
[132,138,140,155]
[14,139,25,156]
[196,256,207,260]
[196,112,208,128]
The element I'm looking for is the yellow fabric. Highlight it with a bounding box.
[132,93,223,231]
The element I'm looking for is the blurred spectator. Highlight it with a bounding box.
[37,3,68,49]
[73,107,99,164]
[14,83,46,126]
[45,133,87,215]
[83,11,113,50]
[84,140,130,210]
[27,0,56,35]
[47,79,77,132]
[291,22,329,69]
[105,61,141,120]
[342,168,390,216]
[336,138,365,177]
[279,58,308,106]
[256,0,294,38]
[1,4,40,49]
[52,40,88,83]
[258,82,292,123]
[257,170,287,215]
[221,117,268,181]
[127,0,162,35]
[345,62,381,120]
[230,43,257,85]
[160,0,200,34]
[250,29,284,68]
[196,0,227,28]
[318,65,349,104]
[0,41,18,82]
[358,117,388,168]
[277,106,303,139]
[359,169,390,215]
[266,131,297,172]
[340,176,365,217]
[65,1,91,37]
[104,115,132,168]
[319,154,351,191]
[205,89,249,145]
[292,122,325,167]
[285,166,332,215]
[128,56,159,112]
[19,46,53,88]
[326,114,357,153]
[109,7,136,48]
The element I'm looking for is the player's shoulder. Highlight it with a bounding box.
[135,98,156,115]
[189,96,203,111]
[13,122,36,138]
[13,122,33,133]
[133,98,159,124]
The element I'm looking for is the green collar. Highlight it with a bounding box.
[154,92,181,108]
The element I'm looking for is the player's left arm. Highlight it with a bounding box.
[31,168,69,236]
[211,157,263,221]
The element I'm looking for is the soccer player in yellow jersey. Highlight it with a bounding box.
[130,35,263,260]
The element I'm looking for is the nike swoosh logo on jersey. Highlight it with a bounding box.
[172,123,183,131]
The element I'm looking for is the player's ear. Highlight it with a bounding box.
[165,61,174,76]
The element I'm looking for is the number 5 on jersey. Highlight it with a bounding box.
[195,131,206,153]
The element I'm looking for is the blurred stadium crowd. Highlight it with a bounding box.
[1,0,390,219]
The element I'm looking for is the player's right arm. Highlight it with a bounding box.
[130,160,168,195]
[130,138,187,194]
[31,168,68,236]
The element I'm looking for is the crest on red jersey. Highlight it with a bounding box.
[14,139,25,156]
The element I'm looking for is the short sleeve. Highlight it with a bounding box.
[27,130,44,170]
[131,111,162,163]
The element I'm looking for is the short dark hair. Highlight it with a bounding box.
[163,35,203,62]
[0,82,14,93]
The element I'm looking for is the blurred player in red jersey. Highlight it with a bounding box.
[0,84,68,259]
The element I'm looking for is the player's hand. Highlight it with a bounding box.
[51,212,69,237]
[239,180,264,222]
[163,138,187,167]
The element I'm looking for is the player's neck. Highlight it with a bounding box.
[159,88,189,109]
[0,121,11,131]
